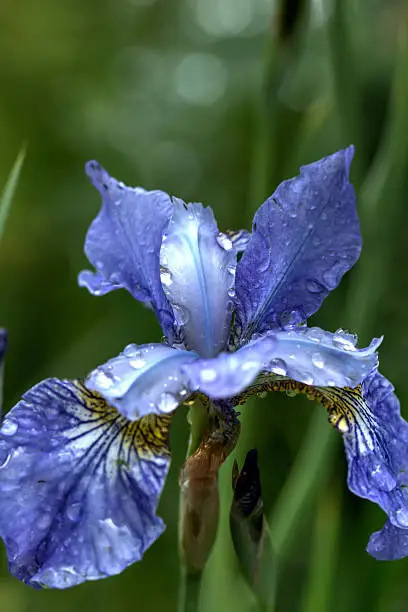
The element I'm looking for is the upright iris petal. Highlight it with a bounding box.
[86,342,198,420]
[0,379,171,588]
[160,200,236,357]
[234,147,361,340]
[79,162,175,339]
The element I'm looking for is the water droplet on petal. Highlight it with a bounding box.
[172,304,191,325]
[216,233,233,251]
[123,344,138,357]
[160,267,173,287]
[0,450,11,469]
[93,370,114,390]
[157,392,179,413]
[129,358,146,369]
[300,372,314,385]
[333,329,357,351]
[269,358,287,377]
[306,279,324,294]
[312,352,325,369]
[66,503,81,522]
[1,421,18,436]
[37,514,52,530]
[200,368,217,382]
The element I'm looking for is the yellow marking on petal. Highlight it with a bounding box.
[73,380,171,458]
[231,376,369,435]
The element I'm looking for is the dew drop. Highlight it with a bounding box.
[1,421,18,436]
[200,368,217,382]
[37,514,52,530]
[333,329,356,351]
[66,503,81,522]
[123,344,138,358]
[158,392,179,413]
[301,373,314,385]
[160,268,173,287]
[93,370,114,390]
[0,450,11,469]
[269,358,287,377]
[129,358,146,369]
[306,279,324,294]
[172,304,191,325]
[216,233,233,251]
[312,352,325,369]
[227,288,235,298]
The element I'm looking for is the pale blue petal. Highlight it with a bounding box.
[183,326,380,400]
[263,327,380,387]
[160,200,236,357]
[183,337,276,398]
[86,343,198,421]
[0,379,171,588]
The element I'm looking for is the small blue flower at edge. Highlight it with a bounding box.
[0,147,404,590]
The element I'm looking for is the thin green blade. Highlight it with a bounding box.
[0,145,26,241]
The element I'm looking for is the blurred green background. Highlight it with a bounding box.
[1,0,408,610]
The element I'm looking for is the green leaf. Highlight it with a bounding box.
[0,145,26,241]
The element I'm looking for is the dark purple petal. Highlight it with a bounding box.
[160,200,236,357]
[78,161,175,339]
[367,521,408,560]
[86,343,198,421]
[341,371,408,553]
[234,147,360,339]
[0,379,171,588]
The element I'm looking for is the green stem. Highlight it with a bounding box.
[178,570,202,612]
[186,398,209,456]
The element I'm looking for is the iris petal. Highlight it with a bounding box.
[263,326,380,388]
[235,368,408,560]
[367,521,408,561]
[160,199,236,357]
[184,327,379,400]
[86,343,198,420]
[78,161,175,339]
[234,147,361,340]
[0,379,171,588]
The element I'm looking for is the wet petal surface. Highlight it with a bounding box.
[0,379,171,588]
[234,147,361,340]
[263,327,380,388]
[86,343,198,420]
[79,161,175,339]
[160,200,236,357]
[183,337,276,398]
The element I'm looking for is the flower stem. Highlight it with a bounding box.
[178,569,202,612]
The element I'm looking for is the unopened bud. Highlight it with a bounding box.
[179,411,240,573]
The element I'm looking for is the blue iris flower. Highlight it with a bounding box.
[0,146,405,590]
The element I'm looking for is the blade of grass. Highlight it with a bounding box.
[0,145,26,241]
[300,480,342,612]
